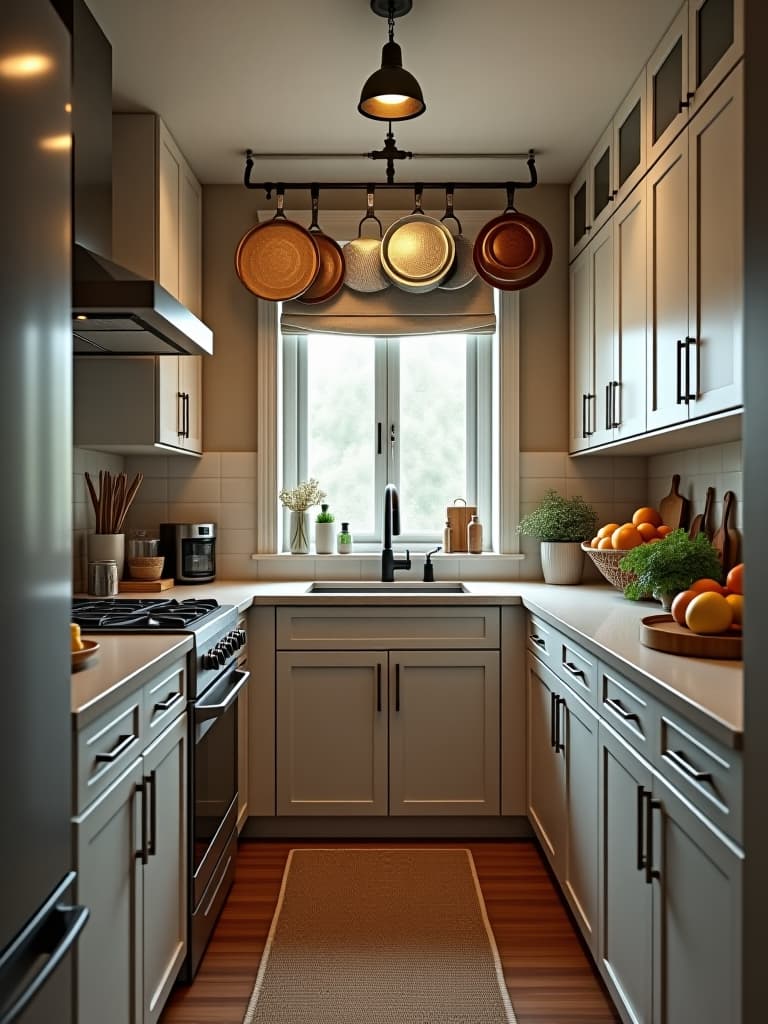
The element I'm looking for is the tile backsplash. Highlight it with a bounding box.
[648,440,743,532]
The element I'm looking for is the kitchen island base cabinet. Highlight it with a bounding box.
[74,710,187,1024]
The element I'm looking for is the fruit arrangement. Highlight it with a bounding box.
[670,563,744,636]
[587,506,672,550]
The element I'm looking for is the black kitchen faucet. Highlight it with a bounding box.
[381,483,411,582]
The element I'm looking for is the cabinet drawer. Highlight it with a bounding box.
[597,661,657,756]
[555,635,597,703]
[526,614,555,670]
[75,689,143,814]
[143,657,187,739]
[277,606,500,650]
[655,711,742,843]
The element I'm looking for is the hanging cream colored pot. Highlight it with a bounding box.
[342,189,390,293]
[380,188,456,293]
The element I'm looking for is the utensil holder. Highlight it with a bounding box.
[88,533,125,580]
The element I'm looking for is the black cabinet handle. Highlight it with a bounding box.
[555,696,565,754]
[153,692,183,713]
[605,383,612,430]
[644,791,661,884]
[550,691,557,749]
[177,391,185,436]
[585,394,594,436]
[663,748,712,783]
[376,663,382,713]
[376,421,382,455]
[184,393,191,437]
[146,770,158,858]
[636,785,646,871]
[610,380,620,428]
[395,663,400,712]
[94,733,135,764]
[604,696,640,724]
[582,393,588,439]
[676,339,686,404]
[137,781,149,865]
[679,91,694,111]
[562,660,585,681]
[530,633,546,650]
[685,337,697,402]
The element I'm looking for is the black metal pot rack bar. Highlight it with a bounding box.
[243,149,539,201]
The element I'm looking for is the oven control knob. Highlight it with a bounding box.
[203,652,219,670]
[235,629,247,648]
[215,644,229,663]
[221,638,235,656]
[229,630,243,650]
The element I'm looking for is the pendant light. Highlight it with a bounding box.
[358,1,425,122]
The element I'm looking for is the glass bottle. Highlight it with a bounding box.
[467,514,483,554]
[442,519,452,554]
[337,522,353,554]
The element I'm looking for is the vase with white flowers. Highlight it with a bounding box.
[279,478,326,554]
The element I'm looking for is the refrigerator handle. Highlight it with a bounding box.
[0,872,89,1024]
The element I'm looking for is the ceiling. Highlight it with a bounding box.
[87,0,680,187]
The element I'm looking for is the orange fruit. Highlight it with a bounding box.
[725,593,744,625]
[685,592,733,635]
[597,522,620,540]
[590,537,600,548]
[597,536,613,550]
[689,577,726,595]
[632,507,662,527]
[611,523,644,550]
[726,563,744,595]
[670,589,697,627]
[636,522,658,542]
[656,525,673,537]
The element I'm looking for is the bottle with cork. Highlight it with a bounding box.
[442,520,452,553]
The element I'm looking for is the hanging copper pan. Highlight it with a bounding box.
[473,201,552,291]
[235,191,320,301]
[297,188,345,305]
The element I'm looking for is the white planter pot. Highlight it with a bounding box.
[314,522,336,555]
[540,541,584,585]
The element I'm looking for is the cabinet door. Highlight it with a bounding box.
[651,772,743,1024]
[687,62,743,419]
[598,723,654,1024]
[689,0,743,114]
[613,68,647,207]
[156,356,182,449]
[179,165,202,318]
[157,124,181,300]
[646,132,690,431]
[647,5,689,168]
[74,760,143,1024]
[569,160,591,261]
[142,713,187,1024]
[589,123,615,237]
[179,355,203,454]
[569,245,593,452]
[276,652,388,815]
[389,650,500,816]
[590,221,616,449]
[613,180,647,440]
[526,658,564,871]
[561,685,599,953]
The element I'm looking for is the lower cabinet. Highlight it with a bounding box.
[598,720,742,1024]
[526,656,599,949]
[276,649,500,816]
[74,711,187,1024]
[236,612,249,832]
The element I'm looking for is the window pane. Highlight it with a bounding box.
[398,335,467,534]
[306,334,376,535]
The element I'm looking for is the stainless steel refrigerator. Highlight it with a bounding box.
[0,2,88,1022]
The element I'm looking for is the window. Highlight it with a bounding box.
[282,333,493,548]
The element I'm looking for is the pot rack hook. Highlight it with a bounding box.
[412,183,424,215]
[504,182,517,213]
[358,184,384,237]
[440,184,463,234]
[309,183,320,231]
[274,185,287,218]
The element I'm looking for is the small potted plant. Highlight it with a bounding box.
[518,489,598,584]
[619,529,723,608]
[314,504,336,555]
[279,478,326,554]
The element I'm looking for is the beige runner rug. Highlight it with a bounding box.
[243,847,518,1024]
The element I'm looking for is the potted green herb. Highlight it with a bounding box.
[619,529,723,607]
[517,489,597,585]
[314,504,336,555]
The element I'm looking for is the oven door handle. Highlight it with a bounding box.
[194,669,249,722]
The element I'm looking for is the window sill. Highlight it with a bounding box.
[250,551,526,560]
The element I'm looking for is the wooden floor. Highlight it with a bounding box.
[161,839,620,1024]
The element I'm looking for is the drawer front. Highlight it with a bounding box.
[277,606,500,650]
[556,635,597,704]
[656,711,742,843]
[526,614,555,670]
[143,656,187,739]
[75,690,143,814]
[598,661,657,756]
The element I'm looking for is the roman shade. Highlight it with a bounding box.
[280,275,496,336]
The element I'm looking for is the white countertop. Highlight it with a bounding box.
[75,579,743,745]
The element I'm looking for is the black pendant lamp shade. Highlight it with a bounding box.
[358,6,425,122]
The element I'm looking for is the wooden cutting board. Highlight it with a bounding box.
[446,500,476,553]
[689,486,715,540]
[659,474,690,530]
[118,577,175,592]
[711,490,740,574]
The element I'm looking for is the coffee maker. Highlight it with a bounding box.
[159,523,217,584]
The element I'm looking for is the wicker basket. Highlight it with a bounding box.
[581,542,639,593]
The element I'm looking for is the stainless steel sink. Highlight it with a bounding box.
[307,582,468,594]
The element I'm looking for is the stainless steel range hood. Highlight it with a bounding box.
[73,245,213,355]
[68,0,212,357]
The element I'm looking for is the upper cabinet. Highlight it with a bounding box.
[112,114,203,319]
[613,69,647,208]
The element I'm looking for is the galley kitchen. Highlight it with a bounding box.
[1,2,765,1024]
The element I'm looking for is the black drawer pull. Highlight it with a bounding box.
[604,696,640,724]
[153,692,183,713]
[95,733,135,764]
[530,634,546,650]
[376,663,382,713]
[636,785,646,871]
[562,660,585,680]
[664,748,713,783]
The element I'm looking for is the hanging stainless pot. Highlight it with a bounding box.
[473,187,552,291]
[297,187,346,305]
[235,190,320,301]
[437,188,478,291]
[380,186,456,293]
[342,189,391,293]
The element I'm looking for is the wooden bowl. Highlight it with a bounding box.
[127,556,165,581]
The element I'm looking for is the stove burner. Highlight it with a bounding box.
[72,598,220,631]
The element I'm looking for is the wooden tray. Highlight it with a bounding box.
[72,639,99,671]
[639,614,742,660]
[118,577,175,592]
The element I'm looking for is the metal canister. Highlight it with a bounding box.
[88,559,119,597]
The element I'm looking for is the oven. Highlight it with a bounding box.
[71,597,249,981]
